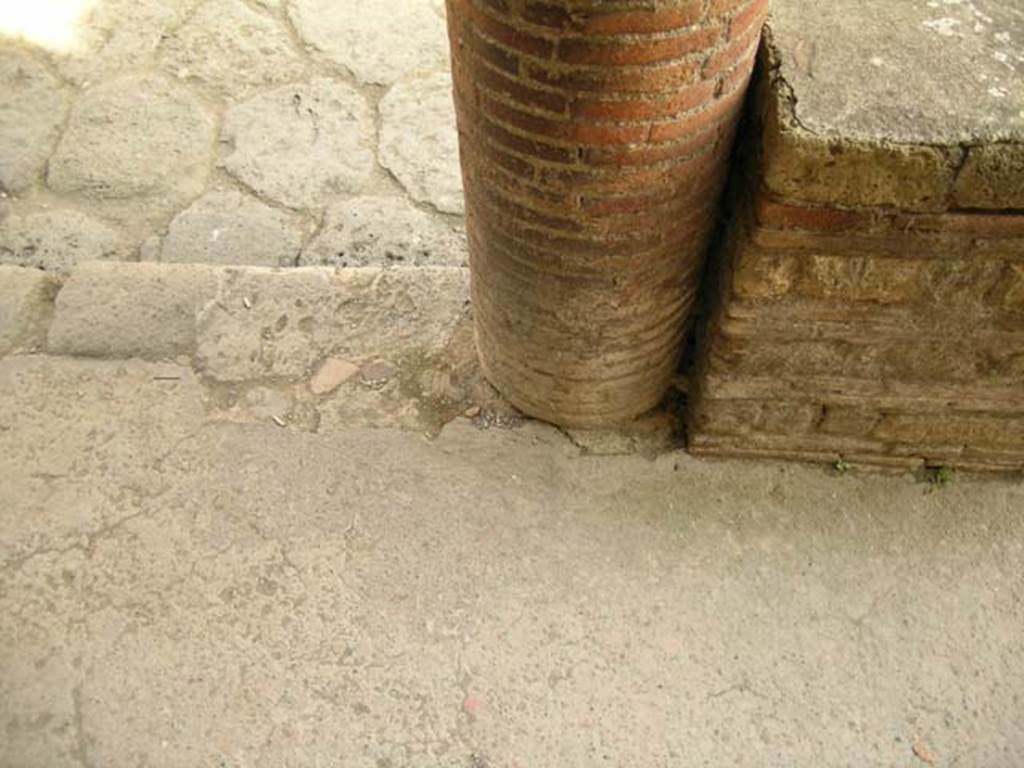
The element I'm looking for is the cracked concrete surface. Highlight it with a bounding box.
[1,354,1023,767]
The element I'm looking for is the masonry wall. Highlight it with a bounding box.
[689,49,1024,472]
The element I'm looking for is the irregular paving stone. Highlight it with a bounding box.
[0,48,67,194]
[156,188,305,267]
[380,71,464,214]
[0,208,128,272]
[289,0,449,86]
[221,79,375,210]
[299,196,467,267]
[158,0,305,98]
[196,266,470,382]
[0,266,59,355]
[53,0,202,86]
[48,75,215,213]
[48,262,220,359]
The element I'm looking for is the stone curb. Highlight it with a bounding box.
[0,261,687,455]
[40,262,472,371]
[48,262,221,360]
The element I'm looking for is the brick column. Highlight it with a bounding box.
[446,0,767,427]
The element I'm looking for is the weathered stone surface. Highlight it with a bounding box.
[696,2,1024,469]
[733,248,1008,310]
[221,79,374,210]
[0,266,59,354]
[52,0,202,85]
[228,385,297,424]
[731,248,801,301]
[763,0,1024,211]
[155,189,305,267]
[316,378,425,431]
[48,262,219,359]
[875,412,1024,449]
[761,115,960,212]
[0,356,205,560]
[819,405,883,437]
[48,75,215,214]
[50,0,201,82]
[0,208,128,272]
[694,195,1024,469]
[196,266,469,382]
[768,0,1023,145]
[379,71,463,214]
[3,354,1024,767]
[1006,264,1024,311]
[299,196,467,267]
[289,0,449,85]
[952,142,1024,210]
[158,0,305,98]
[0,47,66,194]
[565,411,678,457]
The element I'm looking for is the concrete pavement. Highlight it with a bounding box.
[2,350,1023,767]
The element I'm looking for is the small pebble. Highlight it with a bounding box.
[360,360,399,389]
[310,358,359,395]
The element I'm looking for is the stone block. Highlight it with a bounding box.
[157,0,306,98]
[874,413,1024,450]
[0,208,128,273]
[288,0,449,86]
[195,267,470,382]
[48,75,214,221]
[0,266,59,355]
[48,263,219,359]
[0,48,66,194]
[221,79,374,210]
[299,196,467,268]
[819,406,884,437]
[952,143,1024,210]
[731,249,800,301]
[155,189,305,267]
[379,71,464,214]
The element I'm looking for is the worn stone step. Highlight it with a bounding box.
[45,262,469,366]
[29,262,493,436]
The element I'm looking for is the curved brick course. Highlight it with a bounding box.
[446,0,767,426]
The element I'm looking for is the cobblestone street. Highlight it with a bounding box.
[1,0,467,270]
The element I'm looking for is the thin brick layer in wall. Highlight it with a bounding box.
[690,191,1024,472]
[446,0,768,427]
